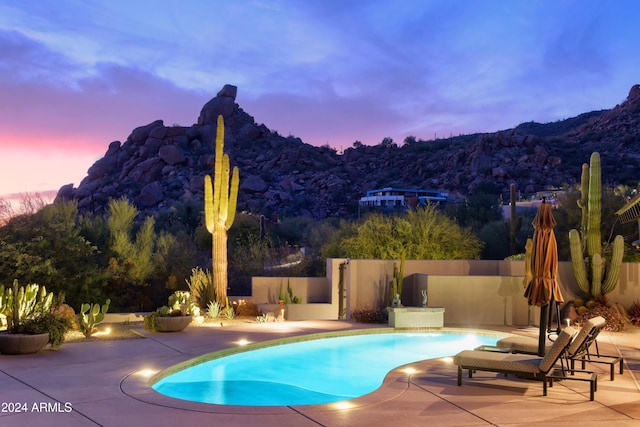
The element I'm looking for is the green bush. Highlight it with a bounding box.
[20,312,73,349]
[143,312,156,331]
[338,206,483,260]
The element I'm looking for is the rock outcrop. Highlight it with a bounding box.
[56,84,640,219]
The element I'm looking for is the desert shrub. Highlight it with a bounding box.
[628,300,640,326]
[186,267,215,310]
[339,206,483,260]
[234,300,262,317]
[143,312,155,330]
[20,312,73,349]
[351,307,388,324]
[53,303,78,330]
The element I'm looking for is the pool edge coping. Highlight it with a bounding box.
[120,327,512,414]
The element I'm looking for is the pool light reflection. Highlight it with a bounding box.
[331,401,356,410]
[136,368,158,378]
[93,327,111,336]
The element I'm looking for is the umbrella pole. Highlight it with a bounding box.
[546,301,561,338]
[538,304,549,357]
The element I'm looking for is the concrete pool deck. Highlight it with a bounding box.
[1,320,639,426]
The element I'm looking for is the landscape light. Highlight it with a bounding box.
[136,368,158,378]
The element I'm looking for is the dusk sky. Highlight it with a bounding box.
[1,0,639,200]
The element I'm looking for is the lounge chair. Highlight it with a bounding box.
[495,317,603,354]
[496,316,623,380]
[454,327,598,400]
[568,319,624,381]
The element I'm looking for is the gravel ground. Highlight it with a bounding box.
[63,316,259,343]
[64,321,146,343]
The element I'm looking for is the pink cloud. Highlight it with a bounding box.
[0,30,209,153]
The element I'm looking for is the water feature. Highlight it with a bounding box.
[152,331,498,406]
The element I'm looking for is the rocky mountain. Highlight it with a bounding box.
[56,84,640,220]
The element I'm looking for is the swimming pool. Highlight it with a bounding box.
[152,331,497,406]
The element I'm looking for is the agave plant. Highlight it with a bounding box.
[206,300,221,318]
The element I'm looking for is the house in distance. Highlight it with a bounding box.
[358,187,448,214]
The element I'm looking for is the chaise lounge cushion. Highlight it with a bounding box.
[495,336,550,354]
[453,351,542,374]
[454,326,575,375]
[566,317,605,356]
[495,317,605,356]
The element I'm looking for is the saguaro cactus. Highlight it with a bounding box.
[569,152,624,297]
[504,183,523,255]
[205,115,239,308]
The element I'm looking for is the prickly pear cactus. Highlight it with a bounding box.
[569,152,625,298]
[167,291,197,315]
[77,299,111,337]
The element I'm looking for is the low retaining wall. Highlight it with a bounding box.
[258,303,337,321]
[103,313,144,323]
[388,307,445,328]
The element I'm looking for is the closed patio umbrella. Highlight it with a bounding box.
[524,199,564,356]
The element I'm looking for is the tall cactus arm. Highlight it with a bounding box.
[569,229,590,294]
[218,154,231,227]
[212,116,225,217]
[503,183,523,255]
[587,152,602,257]
[226,165,239,229]
[577,163,589,251]
[601,235,625,294]
[591,253,603,296]
[204,175,215,234]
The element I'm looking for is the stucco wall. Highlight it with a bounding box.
[249,260,640,325]
[251,276,331,304]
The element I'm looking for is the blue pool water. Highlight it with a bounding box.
[152,332,497,406]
